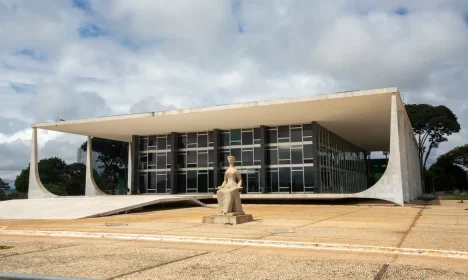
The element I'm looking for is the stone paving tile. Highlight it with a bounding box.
[116,251,383,280]
[0,243,205,279]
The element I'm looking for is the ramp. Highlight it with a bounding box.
[0,195,213,220]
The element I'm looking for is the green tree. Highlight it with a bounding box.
[405,104,461,191]
[81,137,128,190]
[15,158,108,196]
[438,144,468,169]
[14,167,29,193]
[15,157,68,194]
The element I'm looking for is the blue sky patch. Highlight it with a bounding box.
[15,49,47,61]
[394,7,408,16]
[79,23,105,38]
[10,83,36,93]
[72,0,90,11]
[231,0,244,33]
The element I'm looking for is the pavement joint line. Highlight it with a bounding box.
[1,229,467,260]
[372,204,428,280]
[106,252,211,280]
[0,243,83,259]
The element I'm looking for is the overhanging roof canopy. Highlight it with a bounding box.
[34,88,401,151]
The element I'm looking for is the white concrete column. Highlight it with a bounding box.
[355,93,405,205]
[28,128,57,199]
[398,111,410,202]
[127,142,133,195]
[85,136,106,196]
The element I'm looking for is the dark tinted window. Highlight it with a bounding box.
[278,126,289,139]
[157,138,166,150]
[292,171,303,192]
[303,124,312,138]
[187,133,197,146]
[268,129,277,143]
[279,167,290,188]
[291,148,303,164]
[242,131,253,145]
[242,150,253,166]
[221,132,230,146]
[198,173,208,193]
[230,129,241,142]
[198,134,207,147]
[304,167,314,187]
[291,128,302,142]
[198,152,208,167]
[268,149,278,165]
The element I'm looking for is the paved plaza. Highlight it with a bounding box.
[0,199,467,279]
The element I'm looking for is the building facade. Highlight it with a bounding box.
[134,123,368,195]
[27,88,423,205]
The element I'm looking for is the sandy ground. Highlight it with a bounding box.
[0,199,467,279]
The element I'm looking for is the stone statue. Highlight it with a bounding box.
[216,156,244,214]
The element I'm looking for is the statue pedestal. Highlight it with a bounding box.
[202,212,253,224]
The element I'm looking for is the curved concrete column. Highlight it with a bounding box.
[28,128,58,199]
[353,93,405,205]
[127,141,133,195]
[85,136,106,196]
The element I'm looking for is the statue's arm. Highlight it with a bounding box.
[236,171,242,189]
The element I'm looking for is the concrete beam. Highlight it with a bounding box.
[85,136,106,196]
[27,128,58,199]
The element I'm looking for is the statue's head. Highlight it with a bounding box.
[227,156,235,165]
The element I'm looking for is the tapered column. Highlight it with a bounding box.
[131,135,139,194]
[170,132,178,194]
[311,121,321,193]
[127,142,133,195]
[260,125,268,193]
[212,129,221,194]
[28,128,57,199]
[85,136,106,196]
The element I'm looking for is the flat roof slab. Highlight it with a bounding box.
[0,195,212,220]
[33,87,399,151]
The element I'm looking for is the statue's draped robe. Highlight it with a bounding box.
[217,168,243,213]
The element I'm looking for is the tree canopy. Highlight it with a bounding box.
[425,144,468,192]
[405,104,461,170]
[81,137,128,187]
[437,144,468,169]
[14,157,103,195]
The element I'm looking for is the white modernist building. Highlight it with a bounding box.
[28,87,422,205]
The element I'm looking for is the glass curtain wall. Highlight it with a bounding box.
[138,135,172,193]
[176,132,214,193]
[317,125,367,193]
[266,124,315,193]
[219,128,262,193]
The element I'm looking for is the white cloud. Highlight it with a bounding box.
[1,0,468,181]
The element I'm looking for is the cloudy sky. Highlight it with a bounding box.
[1,0,468,184]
